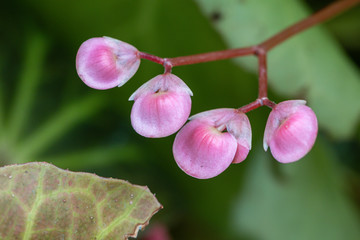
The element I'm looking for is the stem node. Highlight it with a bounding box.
[163,59,173,73]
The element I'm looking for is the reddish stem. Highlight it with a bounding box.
[238,98,276,113]
[238,100,262,113]
[259,0,360,51]
[263,98,276,108]
[139,52,164,65]
[255,48,268,98]
[138,0,359,112]
[140,0,358,67]
[166,46,255,67]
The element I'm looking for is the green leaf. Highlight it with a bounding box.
[230,138,360,240]
[0,162,162,240]
[195,0,360,139]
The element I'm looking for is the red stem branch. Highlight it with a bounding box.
[139,52,164,65]
[259,0,360,51]
[256,49,268,98]
[238,98,276,113]
[140,0,358,67]
[166,46,255,67]
[238,100,262,113]
[139,0,359,111]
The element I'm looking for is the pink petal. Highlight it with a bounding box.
[173,120,237,179]
[264,100,318,163]
[188,109,252,165]
[131,91,191,138]
[232,143,250,164]
[76,37,140,90]
[189,108,235,126]
[130,74,192,138]
[129,73,192,101]
[226,112,252,164]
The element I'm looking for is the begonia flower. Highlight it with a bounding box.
[76,37,140,90]
[263,100,318,163]
[129,73,192,138]
[173,109,251,179]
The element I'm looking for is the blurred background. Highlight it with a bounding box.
[0,0,359,239]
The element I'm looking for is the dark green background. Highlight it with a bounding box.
[1,0,359,239]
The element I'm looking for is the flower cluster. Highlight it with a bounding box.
[76,36,318,179]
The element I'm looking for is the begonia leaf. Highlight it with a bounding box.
[0,162,162,240]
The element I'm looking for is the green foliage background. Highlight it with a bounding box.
[1,0,359,239]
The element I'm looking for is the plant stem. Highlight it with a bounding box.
[238,98,276,113]
[259,0,360,51]
[141,0,358,67]
[237,100,262,113]
[166,46,255,67]
[139,0,359,111]
[139,52,164,65]
[256,49,267,99]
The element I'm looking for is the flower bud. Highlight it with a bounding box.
[173,109,251,179]
[263,100,318,163]
[129,73,193,138]
[76,37,140,90]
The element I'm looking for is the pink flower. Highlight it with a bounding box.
[76,37,140,90]
[173,109,251,179]
[129,73,193,138]
[263,100,318,163]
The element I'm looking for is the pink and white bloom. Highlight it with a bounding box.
[76,37,140,90]
[129,73,193,138]
[263,100,318,163]
[173,109,251,179]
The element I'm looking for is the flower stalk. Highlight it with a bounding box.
[139,0,359,110]
[76,0,358,178]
